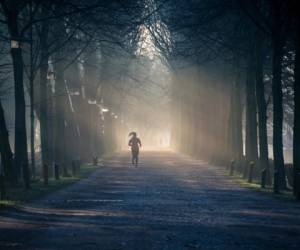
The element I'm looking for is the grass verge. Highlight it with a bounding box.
[0,164,99,208]
[229,172,296,202]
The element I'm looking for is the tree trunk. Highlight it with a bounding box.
[271,1,287,192]
[177,91,184,153]
[0,100,14,183]
[224,69,243,168]
[29,8,35,178]
[245,52,258,165]
[39,21,50,169]
[255,34,271,185]
[293,17,300,199]
[170,75,178,149]
[272,36,286,190]
[54,61,67,176]
[187,82,196,156]
[227,82,235,162]
[29,75,35,179]
[11,47,30,188]
[3,3,30,188]
[233,68,243,169]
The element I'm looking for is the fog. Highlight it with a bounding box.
[0,0,298,194]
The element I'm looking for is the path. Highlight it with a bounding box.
[1,151,300,250]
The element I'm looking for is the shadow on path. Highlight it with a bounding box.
[1,151,300,250]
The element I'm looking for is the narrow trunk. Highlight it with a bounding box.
[293,17,300,199]
[4,4,30,187]
[29,19,35,178]
[272,36,286,190]
[255,35,271,185]
[54,62,67,176]
[227,82,235,162]
[0,100,14,182]
[29,75,35,179]
[104,111,113,153]
[170,75,178,149]
[178,93,184,153]
[39,21,50,169]
[245,53,258,164]
[271,2,287,191]
[187,90,195,156]
[233,69,243,169]
[39,57,49,167]
[11,47,30,188]
[180,98,188,154]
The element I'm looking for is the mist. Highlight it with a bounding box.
[0,0,299,218]
[1,1,300,249]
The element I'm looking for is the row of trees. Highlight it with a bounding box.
[152,0,300,199]
[1,0,299,201]
[0,0,156,189]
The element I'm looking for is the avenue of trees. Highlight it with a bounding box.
[0,0,300,201]
[0,0,157,189]
[152,0,300,198]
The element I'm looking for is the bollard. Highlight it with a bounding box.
[273,171,279,194]
[93,156,98,166]
[295,173,300,200]
[23,163,30,189]
[261,168,266,188]
[248,161,255,183]
[72,160,77,177]
[54,163,60,180]
[243,160,248,179]
[229,160,235,176]
[76,160,81,172]
[62,163,68,177]
[43,164,48,186]
[226,161,230,170]
[0,174,6,200]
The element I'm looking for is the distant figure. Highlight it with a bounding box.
[128,132,142,167]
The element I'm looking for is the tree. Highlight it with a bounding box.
[1,1,30,188]
[271,1,290,191]
[255,32,271,184]
[0,99,14,182]
[293,6,300,199]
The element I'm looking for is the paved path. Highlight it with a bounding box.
[1,151,300,250]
